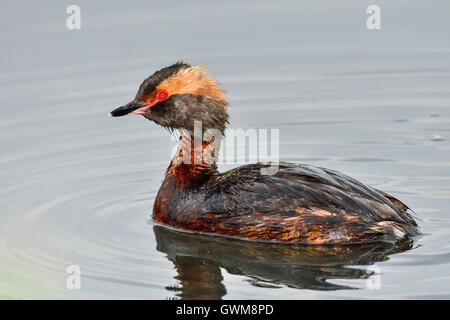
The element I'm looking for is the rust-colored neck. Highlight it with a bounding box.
[166,131,220,186]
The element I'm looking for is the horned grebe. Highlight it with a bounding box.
[110,61,419,244]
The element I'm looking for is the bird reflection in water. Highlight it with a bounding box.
[153,225,414,300]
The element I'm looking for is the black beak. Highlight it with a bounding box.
[109,101,145,117]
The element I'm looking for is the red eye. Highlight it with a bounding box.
[157,90,169,101]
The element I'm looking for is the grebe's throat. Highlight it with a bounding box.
[167,127,222,179]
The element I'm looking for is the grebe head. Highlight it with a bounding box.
[110,61,229,134]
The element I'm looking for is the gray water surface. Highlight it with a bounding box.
[1,1,450,299]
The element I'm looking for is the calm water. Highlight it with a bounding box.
[1,1,449,299]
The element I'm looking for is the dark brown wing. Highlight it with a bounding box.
[198,162,420,243]
[374,189,409,212]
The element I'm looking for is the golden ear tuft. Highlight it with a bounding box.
[157,64,228,105]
